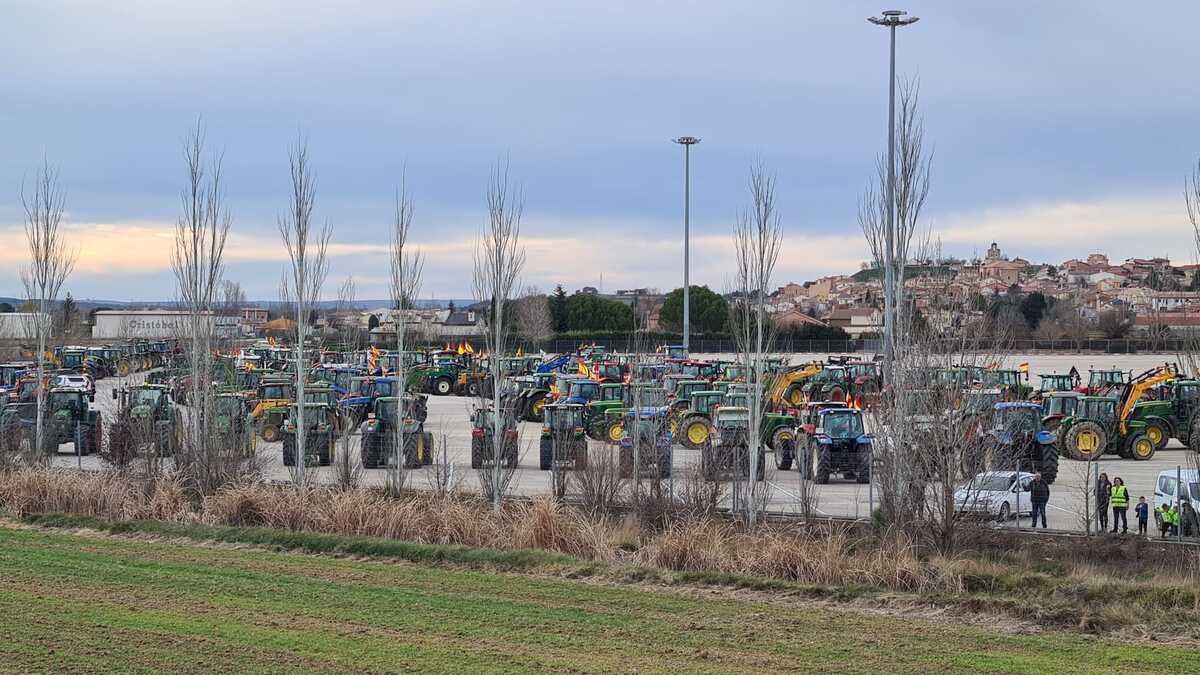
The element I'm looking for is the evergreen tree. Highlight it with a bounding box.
[549,285,569,332]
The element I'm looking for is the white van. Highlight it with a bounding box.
[1153,469,1200,511]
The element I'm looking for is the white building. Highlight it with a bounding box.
[0,312,51,339]
[92,310,212,339]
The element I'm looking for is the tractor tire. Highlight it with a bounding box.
[755,449,766,482]
[574,442,588,470]
[529,396,547,423]
[433,378,452,396]
[1143,418,1169,451]
[470,439,482,469]
[422,432,434,465]
[261,424,281,443]
[658,448,672,479]
[1062,421,1106,462]
[1190,415,1200,455]
[605,419,625,444]
[699,443,717,481]
[783,384,805,408]
[1039,443,1059,485]
[282,436,296,466]
[856,449,871,484]
[360,436,380,469]
[813,445,831,484]
[1127,433,1156,461]
[799,442,812,480]
[774,427,794,470]
[826,386,846,403]
[680,415,710,450]
[539,437,552,471]
[319,438,332,466]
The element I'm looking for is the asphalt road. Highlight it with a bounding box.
[47,354,1197,534]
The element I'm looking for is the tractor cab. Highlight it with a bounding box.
[690,391,725,416]
[713,406,751,444]
[302,383,339,407]
[592,362,625,383]
[538,403,588,471]
[564,379,600,405]
[1083,369,1126,394]
[798,401,849,434]
[1039,373,1077,394]
[625,383,667,408]
[722,364,747,382]
[991,403,1044,439]
[670,379,709,407]
[987,402,1059,482]
[816,408,866,441]
[1040,391,1080,431]
[544,403,585,435]
[665,345,688,360]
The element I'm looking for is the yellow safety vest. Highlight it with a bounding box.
[1109,485,1128,508]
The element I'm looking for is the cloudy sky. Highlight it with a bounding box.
[1,1,1197,302]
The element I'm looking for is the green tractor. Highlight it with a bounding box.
[360,396,433,469]
[281,403,335,467]
[676,390,725,450]
[109,384,179,458]
[212,393,256,457]
[514,372,555,422]
[982,369,1032,401]
[584,383,627,440]
[700,406,765,481]
[1058,396,1155,461]
[539,403,589,471]
[1125,379,1200,450]
[41,387,102,455]
[722,391,802,459]
[1081,368,1127,395]
[1039,391,1080,433]
[1037,373,1078,396]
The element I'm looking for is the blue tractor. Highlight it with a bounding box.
[799,407,872,484]
[986,402,1059,484]
[618,407,673,479]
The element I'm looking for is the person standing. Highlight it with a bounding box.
[1135,496,1149,536]
[1110,477,1129,533]
[1096,472,1111,532]
[1029,472,1050,529]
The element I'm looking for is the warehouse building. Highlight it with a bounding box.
[90,309,241,339]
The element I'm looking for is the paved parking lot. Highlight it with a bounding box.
[47,358,1198,533]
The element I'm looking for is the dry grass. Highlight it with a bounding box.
[2,465,1197,630]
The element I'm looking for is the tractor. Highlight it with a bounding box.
[583,382,626,440]
[1039,391,1080,433]
[514,372,555,422]
[470,407,519,469]
[765,363,822,410]
[1127,379,1200,450]
[1059,364,1177,461]
[1037,373,1078,396]
[538,403,589,471]
[108,384,178,458]
[1078,368,1127,395]
[212,392,256,456]
[250,378,295,442]
[38,387,103,455]
[985,402,1059,483]
[797,407,871,484]
[982,369,1032,401]
[700,406,765,482]
[360,396,433,469]
[281,403,335,467]
[777,401,847,470]
[677,390,726,449]
[618,408,673,479]
[600,384,669,444]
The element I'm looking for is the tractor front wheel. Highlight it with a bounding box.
[433,378,452,396]
[1143,418,1169,451]
[1039,443,1059,484]
[680,415,710,450]
[606,420,625,444]
[261,424,281,443]
[812,445,831,484]
[772,427,794,470]
[1128,433,1156,461]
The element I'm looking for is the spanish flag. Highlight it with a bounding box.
[577,361,589,377]
[1018,362,1030,378]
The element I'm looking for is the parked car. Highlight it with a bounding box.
[53,372,95,396]
[954,471,1035,521]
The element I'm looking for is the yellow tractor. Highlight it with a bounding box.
[766,363,822,410]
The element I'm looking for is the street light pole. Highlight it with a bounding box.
[673,136,700,354]
[868,9,918,383]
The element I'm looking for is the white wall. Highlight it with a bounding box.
[0,313,51,339]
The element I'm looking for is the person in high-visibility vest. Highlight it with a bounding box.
[1109,477,1129,534]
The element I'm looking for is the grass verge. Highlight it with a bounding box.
[2,521,1198,673]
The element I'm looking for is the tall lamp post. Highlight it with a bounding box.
[867,9,918,383]
[673,136,700,353]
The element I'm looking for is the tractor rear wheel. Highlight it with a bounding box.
[812,445,831,484]
[773,427,794,470]
[681,415,710,450]
[539,438,552,471]
[470,439,482,469]
[826,386,846,403]
[529,396,546,423]
[1128,433,1156,461]
[606,419,624,444]
[856,448,871,483]
[784,385,805,408]
[1039,443,1059,484]
[1063,421,1106,462]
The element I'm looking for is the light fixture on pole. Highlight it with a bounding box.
[673,136,700,354]
[867,9,918,382]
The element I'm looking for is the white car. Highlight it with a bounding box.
[53,373,95,395]
[954,471,1036,521]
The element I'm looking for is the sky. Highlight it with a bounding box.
[1,1,1198,302]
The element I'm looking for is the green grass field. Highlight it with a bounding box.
[0,523,1194,674]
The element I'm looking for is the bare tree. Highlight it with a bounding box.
[220,280,246,317]
[859,78,931,383]
[472,158,526,510]
[277,136,332,485]
[21,159,76,459]
[388,179,424,496]
[511,286,553,347]
[170,121,241,495]
[333,275,363,489]
[729,161,782,526]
